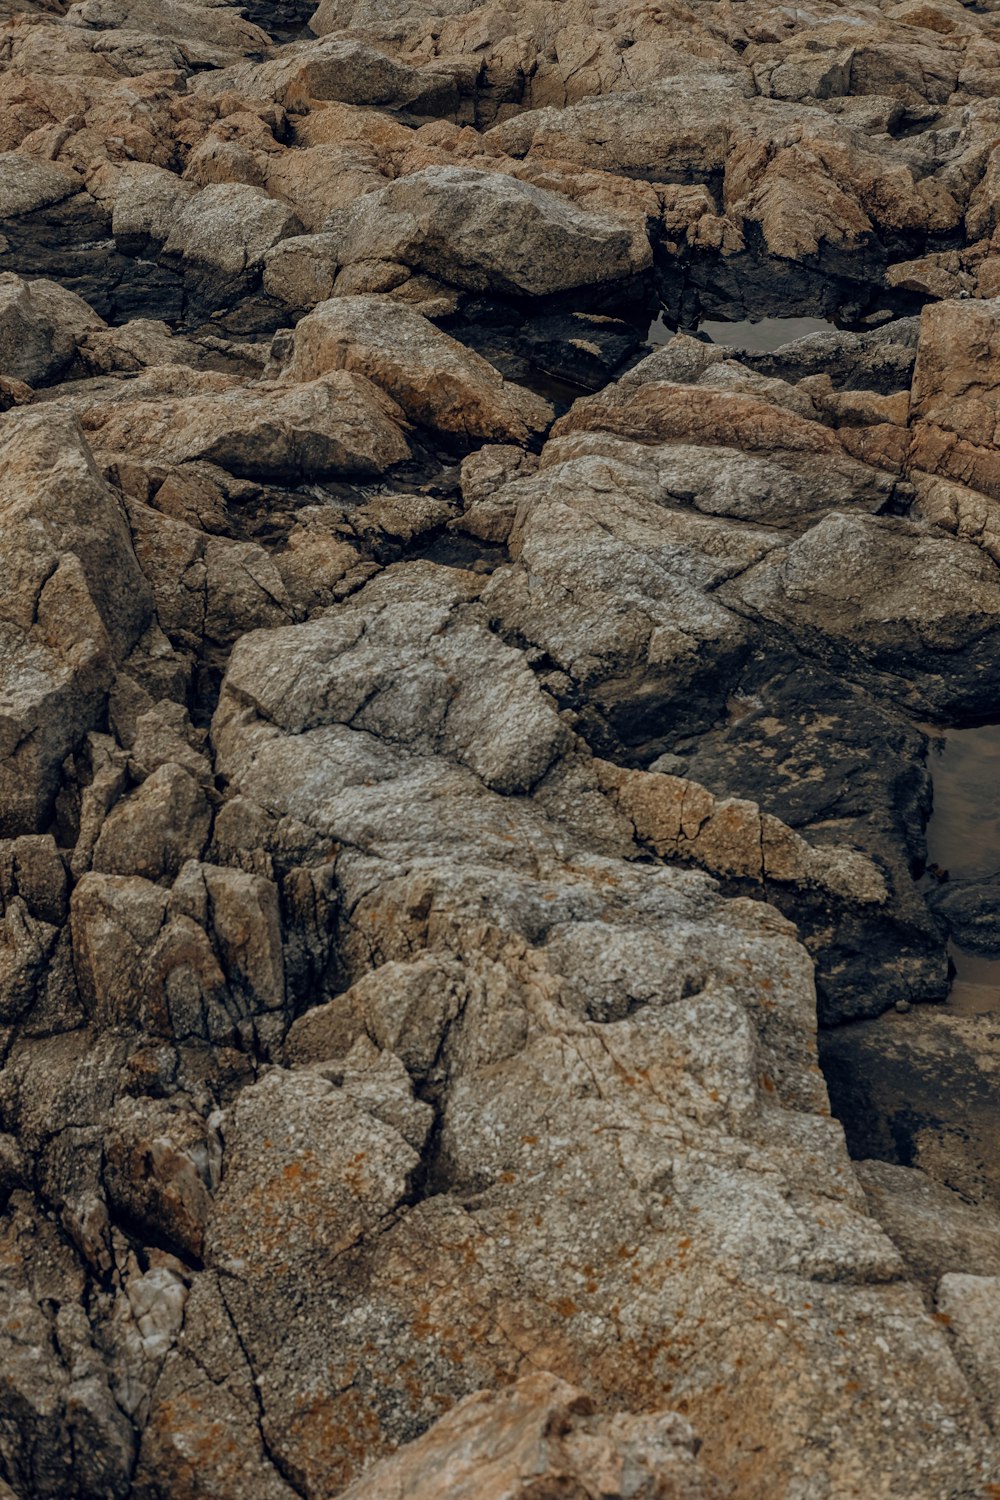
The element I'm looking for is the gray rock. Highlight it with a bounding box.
[322,164,652,299]
[66,0,273,58]
[216,563,572,796]
[0,273,104,384]
[111,163,200,257]
[91,762,212,883]
[81,370,411,479]
[937,1275,1000,1434]
[856,1159,1000,1287]
[162,182,304,300]
[928,876,1000,955]
[724,511,1000,719]
[71,860,287,1044]
[193,35,460,113]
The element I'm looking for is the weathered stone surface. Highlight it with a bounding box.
[103,1095,221,1259]
[3,0,1000,1493]
[856,1159,1000,1286]
[71,860,286,1043]
[162,182,304,299]
[194,36,461,114]
[91,762,212,883]
[200,558,995,1495]
[0,272,104,383]
[215,565,572,795]
[280,294,552,444]
[0,151,81,218]
[81,371,411,478]
[911,296,1000,500]
[821,1008,1000,1207]
[322,165,652,299]
[339,1373,726,1499]
[0,409,152,835]
[723,511,1000,719]
[937,1274,1000,1434]
[66,0,274,59]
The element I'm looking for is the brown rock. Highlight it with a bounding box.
[103,1096,221,1260]
[91,762,212,884]
[282,294,552,445]
[340,1373,726,1499]
[82,371,411,479]
[0,409,152,834]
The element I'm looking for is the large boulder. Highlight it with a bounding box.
[80,370,411,479]
[322,164,652,299]
[724,510,1000,719]
[0,272,104,384]
[280,295,551,445]
[911,296,1000,500]
[65,0,274,59]
[192,36,460,114]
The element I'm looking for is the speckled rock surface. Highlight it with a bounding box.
[3,0,1000,1494]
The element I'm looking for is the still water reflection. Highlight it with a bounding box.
[647,312,838,350]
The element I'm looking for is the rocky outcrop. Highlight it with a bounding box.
[320,165,653,301]
[338,1374,725,1499]
[277,295,552,444]
[5,0,1000,1495]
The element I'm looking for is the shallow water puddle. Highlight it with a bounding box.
[925,723,1000,1013]
[647,312,838,350]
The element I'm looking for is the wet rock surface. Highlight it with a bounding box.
[2,0,1000,1495]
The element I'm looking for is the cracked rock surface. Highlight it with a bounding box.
[3,0,1000,1494]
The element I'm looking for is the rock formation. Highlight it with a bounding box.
[2,0,1000,1495]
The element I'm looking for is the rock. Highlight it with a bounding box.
[132,1271,299,1500]
[123,497,293,650]
[4,0,1000,1493]
[0,272,104,384]
[111,163,200,257]
[194,36,460,114]
[323,165,652,299]
[91,762,212,883]
[338,1373,726,1499]
[927,875,1000,954]
[820,1008,1000,1207]
[911,297,1000,502]
[280,294,552,445]
[856,1160,1000,1286]
[0,151,81,219]
[161,182,304,305]
[201,552,994,1495]
[103,1095,221,1260]
[77,317,211,376]
[458,442,539,539]
[261,231,340,309]
[0,1196,137,1498]
[66,0,274,60]
[0,409,152,835]
[71,861,287,1043]
[205,1066,425,1279]
[215,564,573,796]
[937,1274,1000,1434]
[81,370,411,479]
[722,511,1000,719]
